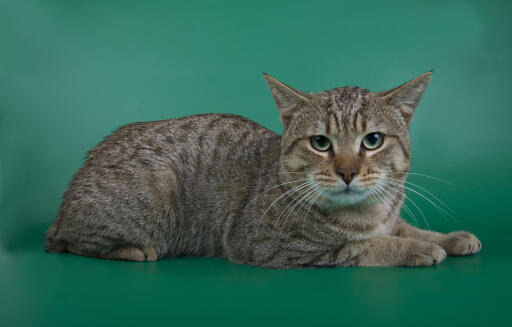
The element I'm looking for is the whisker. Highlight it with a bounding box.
[379,175,456,217]
[302,187,327,233]
[369,186,388,217]
[290,185,323,233]
[246,178,312,207]
[260,166,324,179]
[381,177,456,221]
[279,184,321,237]
[373,185,399,219]
[371,185,412,228]
[381,182,431,230]
[379,171,453,185]
[272,183,318,237]
[375,183,419,227]
[262,171,309,176]
[255,181,314,236]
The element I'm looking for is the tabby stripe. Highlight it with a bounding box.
[387,135,409,159]
[332,111,342,132]
[352,110,360,132]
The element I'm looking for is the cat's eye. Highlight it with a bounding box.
[362,132,384,150]
[310,135,331,152]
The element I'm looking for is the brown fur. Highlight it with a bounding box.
[45,72,481,268]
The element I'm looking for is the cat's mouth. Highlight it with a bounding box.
[330,186,364,194]
[321,183,367,195]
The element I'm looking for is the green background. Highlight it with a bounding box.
[1,0,511,326]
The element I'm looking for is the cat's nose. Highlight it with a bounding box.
[337,167,359,184]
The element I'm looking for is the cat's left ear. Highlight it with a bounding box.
[378,71,433,124]
[263,73,311,128]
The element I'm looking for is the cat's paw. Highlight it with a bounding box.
[441,231,481,256]
[142,247,158,262]
[102,246,159,261]
[403,243,447,267]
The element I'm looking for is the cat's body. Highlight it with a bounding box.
[45,72,481,267]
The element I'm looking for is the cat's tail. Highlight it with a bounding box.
[44,222,67,253]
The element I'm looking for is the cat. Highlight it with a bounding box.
[45,71,481,268]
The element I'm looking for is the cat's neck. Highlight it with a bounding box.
[311,200,399,241]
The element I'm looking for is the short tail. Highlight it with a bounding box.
[45,223,67,253]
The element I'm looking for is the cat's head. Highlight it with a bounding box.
[264,72,432,209]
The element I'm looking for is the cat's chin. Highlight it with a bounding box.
[321,188,372,209]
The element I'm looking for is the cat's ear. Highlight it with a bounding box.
[263,73,310,128]
[378,71,433,124]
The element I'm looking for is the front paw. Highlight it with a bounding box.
[404,242,447,267]
[441,231,482,256]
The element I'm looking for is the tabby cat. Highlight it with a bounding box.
[45,71,481,268]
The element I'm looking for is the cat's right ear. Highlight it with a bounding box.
[263,73,310,128]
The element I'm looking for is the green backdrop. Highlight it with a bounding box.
[1,1,511,326]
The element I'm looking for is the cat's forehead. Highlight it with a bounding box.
[305,86,389,134]
[315,86,372,113]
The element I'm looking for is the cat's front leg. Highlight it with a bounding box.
[227,235,446,268]
[337,235,447,267]
[395,219,482,256]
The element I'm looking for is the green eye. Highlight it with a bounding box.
[310,135,331,152]
[362,132,384,150]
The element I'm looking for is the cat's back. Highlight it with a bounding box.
[85,113,280,170]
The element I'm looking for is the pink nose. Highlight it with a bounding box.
[337,167,359,184]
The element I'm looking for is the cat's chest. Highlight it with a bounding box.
[321,209,397,241]
[326,221,394,241]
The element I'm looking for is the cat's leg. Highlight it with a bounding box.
[102,247,158,262]
[315,236,446,267]
[67,244,159,262]
[228,235,446,268]
[395,219,482,256]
